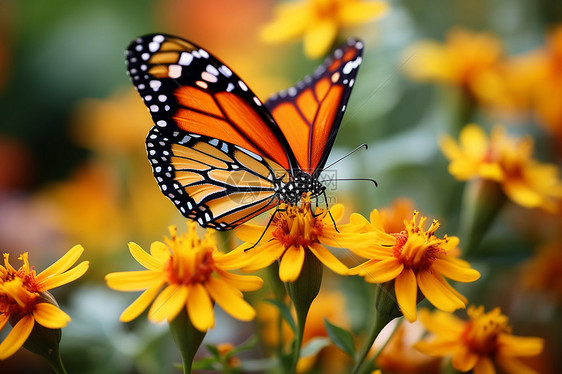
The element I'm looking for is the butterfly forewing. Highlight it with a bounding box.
[265,38,364,176]
[126,34,295,170]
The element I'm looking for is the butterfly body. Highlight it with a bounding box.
[126,34,363,230]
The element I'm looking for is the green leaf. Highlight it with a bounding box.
[263,298,296,333]
[300,337,331,358]
[192,357,217,370]
[324,318,355,357]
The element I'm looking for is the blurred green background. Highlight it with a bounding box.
[1,0,561,372]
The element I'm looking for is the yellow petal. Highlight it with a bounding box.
[279,246,305,282]
[414,338,462,356]
[460,124,489,159]
[148,284,188,323]
[214,249,254,269]
[417,271,467,312]
[328,204,344,222]
[241,241,286,272]
[120,284,163,322]
[473,356,497,374]
[105,270,163,291]
[260,5,311,43]
[497,334,544,356]
[187,283,214,331]
[339,1,389,25]
[418,308,465,335]
[503,179,544,208]
[432,257,481,282]
[358,257,403,283]
[214,268,263,292]
[452,345,480,372]
[303,19,338,58]
[308,242,348,275]
[150,241,171,262]
[206,276,256,321]
[33,303,71,328]
[0,315,34,359]
[235,223,271,243]
[495,355,540,374]
[439,135,463,161]
[38,261,89,290]
[129,242,162,270]
[395,268,418,322]
[36,244,84,281]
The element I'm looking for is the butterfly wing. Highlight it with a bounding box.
[265,38,364,176]
[126,34,296,229]
[146,126,288,230]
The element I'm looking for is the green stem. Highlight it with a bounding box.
[169,309,207,374]
[460,178,506,255]
[44,346,67,374]
[285,251,323,374]
[351,282,401,374]
[351,310,392,374]
[357,319,402,374]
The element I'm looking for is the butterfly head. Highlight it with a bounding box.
[276,170,326,205]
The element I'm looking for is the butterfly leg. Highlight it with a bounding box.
[244,204,285,251]
[320,190,340,233]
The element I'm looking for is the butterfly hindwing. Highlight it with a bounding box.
[126,34,296,171]
[146,126,290,230]
[265,38,364,176]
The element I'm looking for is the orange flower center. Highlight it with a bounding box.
[271,201,325,249]
[461,306,510,356]
[163,225,217,286]
[391,213,445,272]
[0,277,38,316]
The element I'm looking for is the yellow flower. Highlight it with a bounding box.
[349,211,480,322]
[522,241,562,304]
[403,28,502,92]
[261,0,389,58]
[415,306,544,374]
[440,124,562,211]
[105,222,263,331]
[374,322,440,373]
[0,246,89,359]
[235,196,373,282]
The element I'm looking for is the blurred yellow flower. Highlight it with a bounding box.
[528,26,562,136]
[235,196,372,282]
[261,0,389,58]
[374,322,440,373]
[403,28,502,93]
[440,124,562,212]
[415,306,544,374]
[349,211,480,322]
[0,246,89,359]
[72,89,153,155]
[105,222,262,331]
[522,241,562,304]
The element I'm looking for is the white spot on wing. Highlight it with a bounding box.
[179,52,193,66]
[168,65,182,79]
[150,80,162,91]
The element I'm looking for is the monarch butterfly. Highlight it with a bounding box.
[126,34,363,230]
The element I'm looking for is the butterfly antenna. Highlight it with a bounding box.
[323,143,368,171]
[327,177,378,187]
